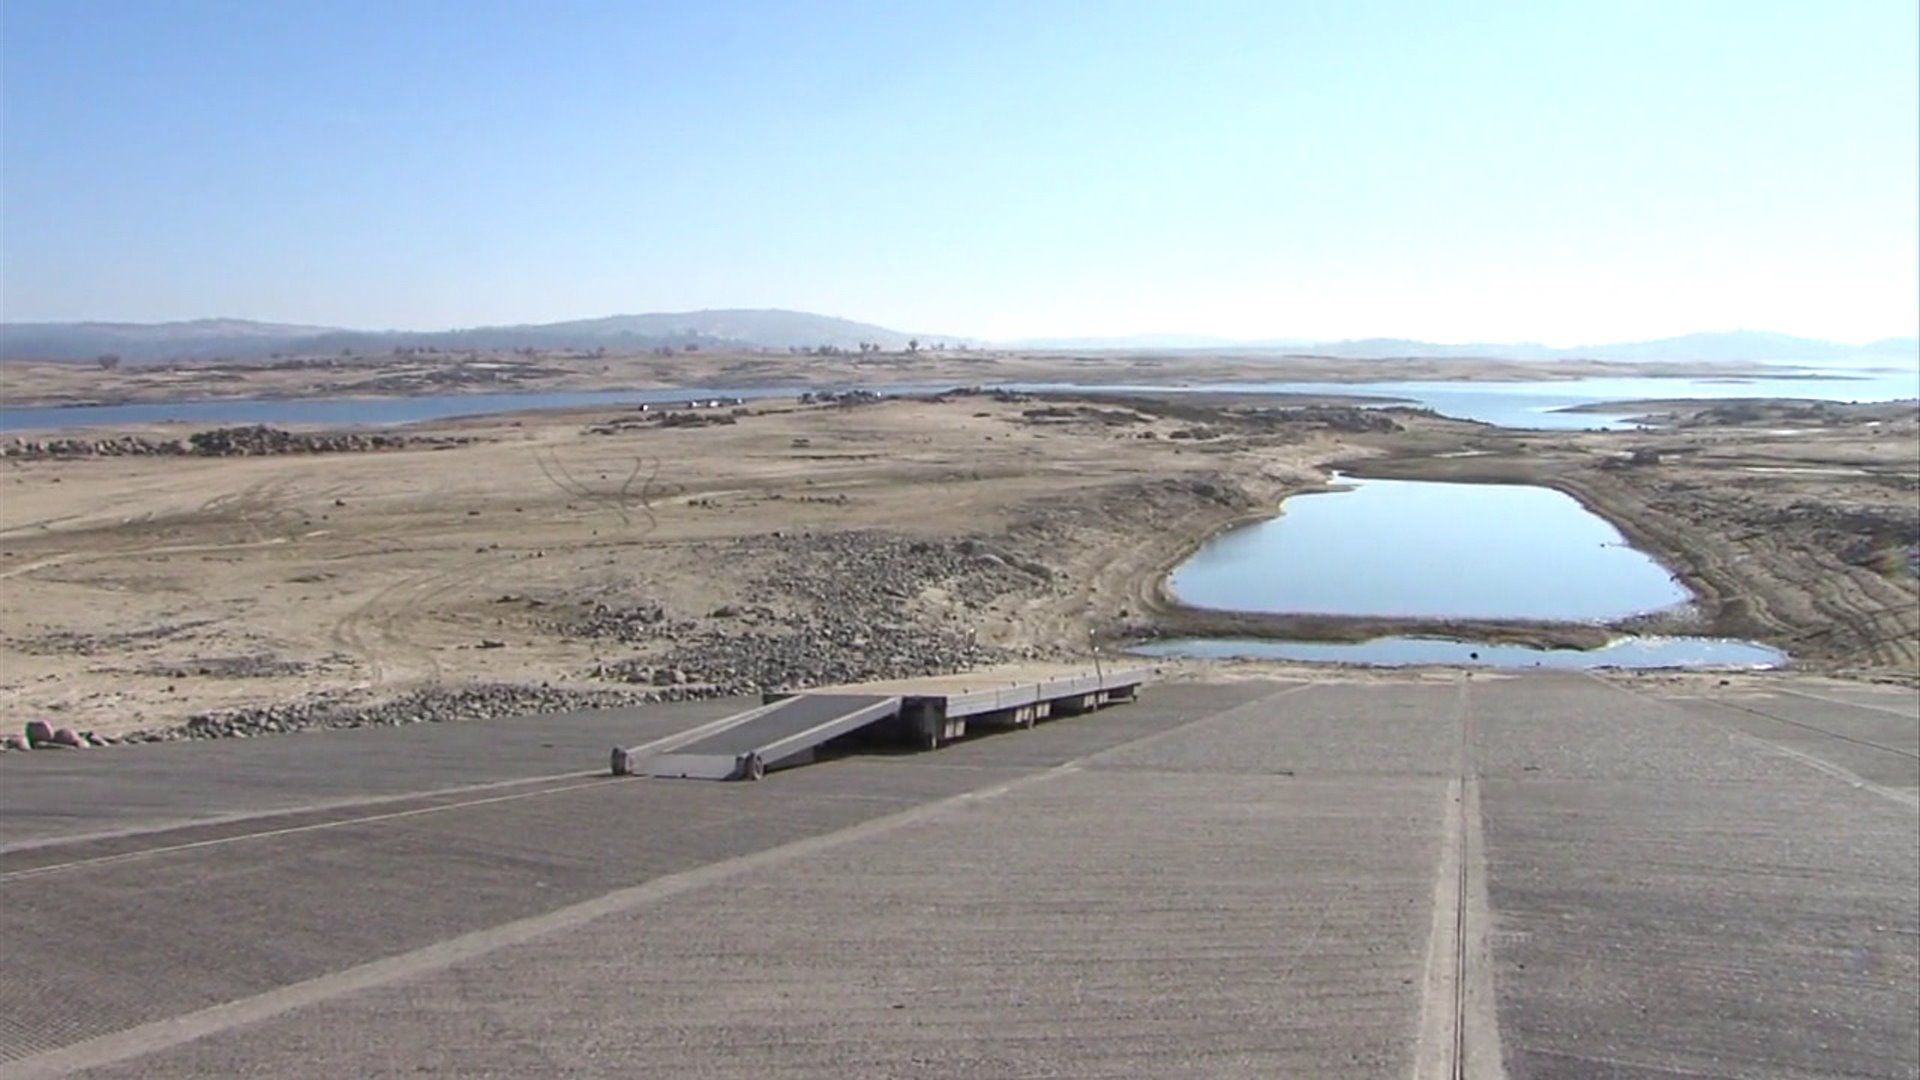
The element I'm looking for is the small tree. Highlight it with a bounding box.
[907,338,920,353]
[96,353,122,371]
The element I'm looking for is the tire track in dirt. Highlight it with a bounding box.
[325,552,515,690]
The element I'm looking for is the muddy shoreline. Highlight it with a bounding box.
[1050,393,1915,679]
[1128,441,1912,677]
[0,350,1794,409]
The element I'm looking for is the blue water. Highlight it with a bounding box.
[1167,477,1691,620]
[1006,364,1919,429]
[1131,635,1786,669]
[0,384,826,433]
[3,365,1912,432]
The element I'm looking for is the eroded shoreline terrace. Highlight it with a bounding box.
[1,378,1914,747]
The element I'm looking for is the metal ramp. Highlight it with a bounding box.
[612,693,902,781]
[610,666,1152,781]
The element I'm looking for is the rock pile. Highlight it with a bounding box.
[1,434,171,459]
[1241,405,1404,433]
[0,682,729,752]
[591,531,1040,695]
[555,599,695,643]
[798,389,888,406]
[656,411,738,428]
[173,683,670,740]
[932,386,1032,403]
[0,425,469,460]
[8,719,129,750]
[188,426,417,455]
[585,409,745,435]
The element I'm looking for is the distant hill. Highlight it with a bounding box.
[0,309,933,362]
[448,310,926,352]
[4,312,1912,365]
[1014,333,1284,350]
[1015,330,1919,363]
[1573,331,1919,364]
[0,318,344,362]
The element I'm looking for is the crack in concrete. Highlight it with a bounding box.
[1414,677,1508,1080]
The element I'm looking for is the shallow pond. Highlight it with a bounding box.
[1166,477,1691,621]
[1131,635,1785,669]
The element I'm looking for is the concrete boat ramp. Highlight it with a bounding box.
[615,665,1147,780]
[0,670,1915,1077]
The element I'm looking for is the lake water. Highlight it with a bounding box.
[1008,364,1919,429]
[1131,635,1785,669]
[2,365,1913,432]
[1166,477,1692,620]
[0,384,823,433]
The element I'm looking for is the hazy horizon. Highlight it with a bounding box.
[4,308,1916,354]
[4,1,1916,345]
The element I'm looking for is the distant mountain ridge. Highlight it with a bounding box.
[0,309,934,362]
[2,311,1913,364]
[1020,329,1918,362]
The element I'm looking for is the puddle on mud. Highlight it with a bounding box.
[1131,635,1786,669]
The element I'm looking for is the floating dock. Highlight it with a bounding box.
[612,665,1149,780]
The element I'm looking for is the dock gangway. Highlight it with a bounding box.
[611,666,1150,781]
[612,693,902,780]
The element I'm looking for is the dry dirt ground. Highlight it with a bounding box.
[0,385,1914,742]
[0,393,1322,738]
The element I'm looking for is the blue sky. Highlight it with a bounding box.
[3,0,1915,343]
